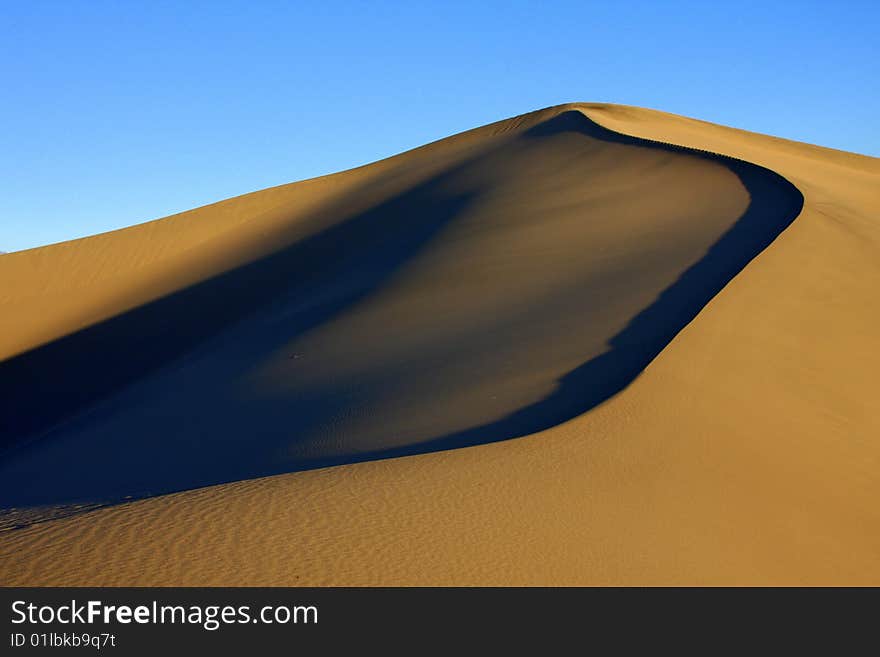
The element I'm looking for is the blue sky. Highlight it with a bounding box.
[1,1,877,253]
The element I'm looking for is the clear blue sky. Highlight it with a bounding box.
[2,1,877,253]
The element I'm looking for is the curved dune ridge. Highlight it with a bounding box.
[1,109,800,510]
[1,103,879,585]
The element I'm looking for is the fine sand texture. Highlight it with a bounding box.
[1,103,878,585]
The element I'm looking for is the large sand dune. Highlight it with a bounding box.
[1,103,878,584]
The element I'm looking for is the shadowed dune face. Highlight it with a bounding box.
[0,111,802,510]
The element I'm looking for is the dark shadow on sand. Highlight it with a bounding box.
[0,112,803,512]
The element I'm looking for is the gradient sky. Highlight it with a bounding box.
[1,1,877,253]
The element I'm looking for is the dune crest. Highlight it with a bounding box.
[1,109,800,512]
[1,104,878,585]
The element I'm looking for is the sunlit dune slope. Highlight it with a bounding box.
[1,103,877,585]
[0,109,799,508]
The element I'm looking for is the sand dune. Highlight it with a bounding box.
[1,103,878,585]
[0,110,802,508]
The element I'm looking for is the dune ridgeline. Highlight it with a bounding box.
[1,103,878,585]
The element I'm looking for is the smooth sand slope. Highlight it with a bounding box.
[0,110,801,509]
[1,104,878,584]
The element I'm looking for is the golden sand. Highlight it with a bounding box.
[1,104,877,585]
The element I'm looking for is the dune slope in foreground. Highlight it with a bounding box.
[1,104,878,585]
